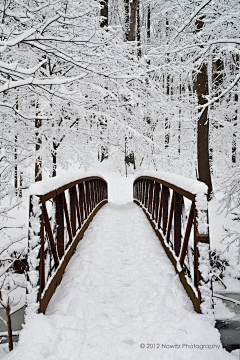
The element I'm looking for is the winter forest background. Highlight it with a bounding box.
[0,0,240,351]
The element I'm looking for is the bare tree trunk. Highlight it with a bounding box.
[52,142,57,177]
[100,0,108,27]
[196,62,213,199]
[137,0,141,57]
[19,172,23,198]
[6,304,13,352]
[178,76,181,155]
[127,0,138,41]
[232,93,238,164]
[147,4,150,40]
[124,0,129,39]
[124,136,128,177]
[35,119,42,182]
[165,74,170,149]
[14,134,18,195]
[195,19,213,199]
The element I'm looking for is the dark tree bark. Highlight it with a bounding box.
[52,142,57,177]
[6,304,13,352]
[100,0,108,27]
[124,0,130,39]
[232,92,238,164]
[165,74,170,149]
[127,0,138,41]
[35,118,42,182]
[196,62,213,199]
[19,172,23,198]
[14,134,18,195]
[147,5,150,40]
[195,18,213,199]
[137,0,141,57]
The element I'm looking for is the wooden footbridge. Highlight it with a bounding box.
[27,173,212,317]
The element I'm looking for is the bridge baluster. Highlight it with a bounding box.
[56,192,64,259]
[78,183,85,224]
[154,182,160,223]
[157,184,163,229]
[70,186,77,237]
[162,185,169,235]
[148,181,153,214]
[144,180,149,209]
[166,192,174,243]
[173,192,183,256]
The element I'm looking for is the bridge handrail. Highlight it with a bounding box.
[27,175,108,315]
[133,173,212,315]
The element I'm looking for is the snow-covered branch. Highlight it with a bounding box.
[200,73,240,109]
[171,0,212,43]
[0,73,87,93]
[0,59,47,76]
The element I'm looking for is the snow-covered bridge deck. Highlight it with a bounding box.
[6,200,232,360]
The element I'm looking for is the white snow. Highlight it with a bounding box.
[29,171,106,196]
[135,171,208,195]
[2,198,233,359]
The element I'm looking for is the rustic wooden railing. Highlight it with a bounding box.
[133,175,212,314]
[27,176,108,314]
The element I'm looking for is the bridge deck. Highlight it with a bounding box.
[9,203,231,360]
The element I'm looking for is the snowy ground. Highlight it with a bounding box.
[2,194,234,359]
[1,166,239,358]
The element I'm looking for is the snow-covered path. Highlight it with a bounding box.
[6,202,233,360]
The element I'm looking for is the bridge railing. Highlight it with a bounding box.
[28,175,108,314]
[133,174,212,315]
